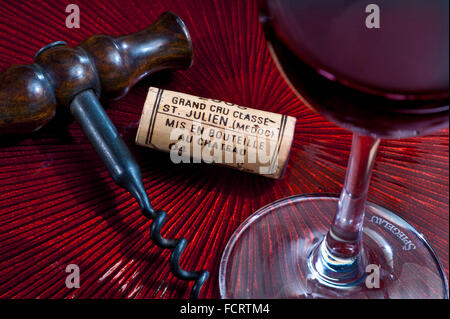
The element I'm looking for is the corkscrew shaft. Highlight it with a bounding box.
[70,89,209,298]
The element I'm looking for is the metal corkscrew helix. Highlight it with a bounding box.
[0,12,209,298]
[145,209,209,298]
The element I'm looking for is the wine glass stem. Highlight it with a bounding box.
[308,133,380,287]
[326,133,380,258]
[326,133,380,259]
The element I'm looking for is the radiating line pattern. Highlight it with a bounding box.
[0,0,448,298]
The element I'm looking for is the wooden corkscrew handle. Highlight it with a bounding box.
[0,11,193,135]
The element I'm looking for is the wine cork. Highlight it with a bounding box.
[136,87,296,179]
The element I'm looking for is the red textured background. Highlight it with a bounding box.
[0,0,448,298]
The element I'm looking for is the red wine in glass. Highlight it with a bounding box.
[263,0,449,138]
[220,0,449,298]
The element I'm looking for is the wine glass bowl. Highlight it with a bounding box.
[259,0,449,138]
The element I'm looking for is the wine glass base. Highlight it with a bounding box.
[219,194,449,299]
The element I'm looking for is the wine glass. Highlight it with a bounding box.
[219,0,449,298]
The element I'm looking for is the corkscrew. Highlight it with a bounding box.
[0,12,209,298]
